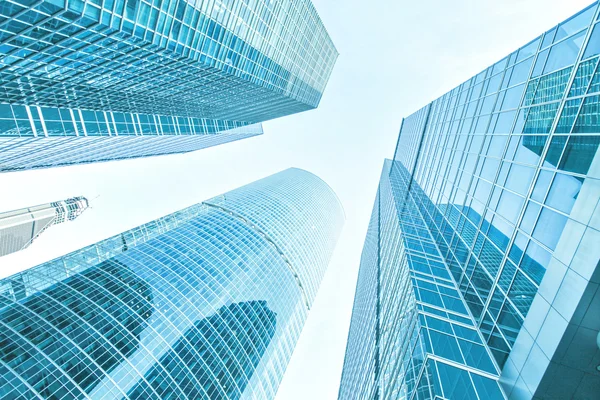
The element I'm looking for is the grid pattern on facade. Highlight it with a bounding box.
[203,167,345,306]
[0,0,336,170]
[0,124,262,171]
[393,2,600,373]
[341,2,600,399]
[0,168,344,400]
[0,0,337,120]
[339,161,505,400]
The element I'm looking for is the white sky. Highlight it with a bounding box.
[0,0,593,399]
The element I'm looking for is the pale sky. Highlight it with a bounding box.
[0,0,593,399]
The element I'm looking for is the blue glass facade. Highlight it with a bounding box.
[340,3,600,399]
[0,168,344,399]
[0,0,337,171]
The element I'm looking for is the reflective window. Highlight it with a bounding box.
[544,31,586,74]
[583,24,600,59]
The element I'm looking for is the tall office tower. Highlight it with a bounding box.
[126,301,277,400]
[0,196,88,257]
[0,0,337,171]
[0,168,344,399]
[340,3,600,400]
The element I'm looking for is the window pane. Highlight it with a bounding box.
[546,173,582,214]
[583,24,600,59]
[533,207,567,250]
[573,95,600,133]
[554,6,594,42]
[558,135,600,175]
[544,31,586,74]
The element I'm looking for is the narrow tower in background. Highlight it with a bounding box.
[340,2,600,399]
[0,196,88,257]
[0,168,344,399]
[0,0,337,171]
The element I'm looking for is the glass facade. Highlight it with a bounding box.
[0,196,88,257]
[340,3,600,399]
[0,168,344,399]
[0,0,337,171]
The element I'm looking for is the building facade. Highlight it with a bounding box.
[0,0,337,171]
[340,3,600,399]
[0,168,344,399]
[0,196,88,257]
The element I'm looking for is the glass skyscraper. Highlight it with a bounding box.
[0,196,88,257]
[340,3,600,399]
[0,168,344,399]
[0,0,337,171]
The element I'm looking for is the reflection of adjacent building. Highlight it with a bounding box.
[340,160,505,400]
[0,259,153,398]
[341,3,600,399]
[127,301,276,400]
[0,197,88,257]
[0,168,344,400]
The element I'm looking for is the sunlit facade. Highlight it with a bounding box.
[0,168,344,399]
[0,196,88,257]
[0,0,337,171]
[340,3,600,399]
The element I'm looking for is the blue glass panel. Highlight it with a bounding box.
[471,374,505,400]
[520,201,541,234]
[509,233,528,266]
[508,269,537,315]
[523,78,541,106]
[453,324,481,343]
[583,24,600,59]
[532,67,572,104]
[541,28,557,49]
[573,95,600,132]
[544,31,586,74]
[569,58,598,97]
[520,241,550,285]
[436,362,478,400]
[555,99,583,133]
[523,103,560,133]
[558,135,600,174]
[501,84,525,110]
[532,49,549,78]
[509,59,534,86]
[496,302,523,345]
[546,173,581,214]
[493,111,516,134]
[517,39,540,62]
[457,339,497,374]
[554,7,594,42]
[514,135,547,165]
[0,118,18,136]
[531,170,554,201]
[505,164,535,195]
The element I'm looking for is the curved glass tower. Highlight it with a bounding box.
[0,168,344,399]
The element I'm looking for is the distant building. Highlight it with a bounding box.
[0,196,88,257]
[340,3,600,399]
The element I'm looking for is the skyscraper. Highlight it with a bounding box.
[0,168,344,399]
[340,3,600,399]
[0,196,88,257]
[0,0,337,171]
[126,301,277,400]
